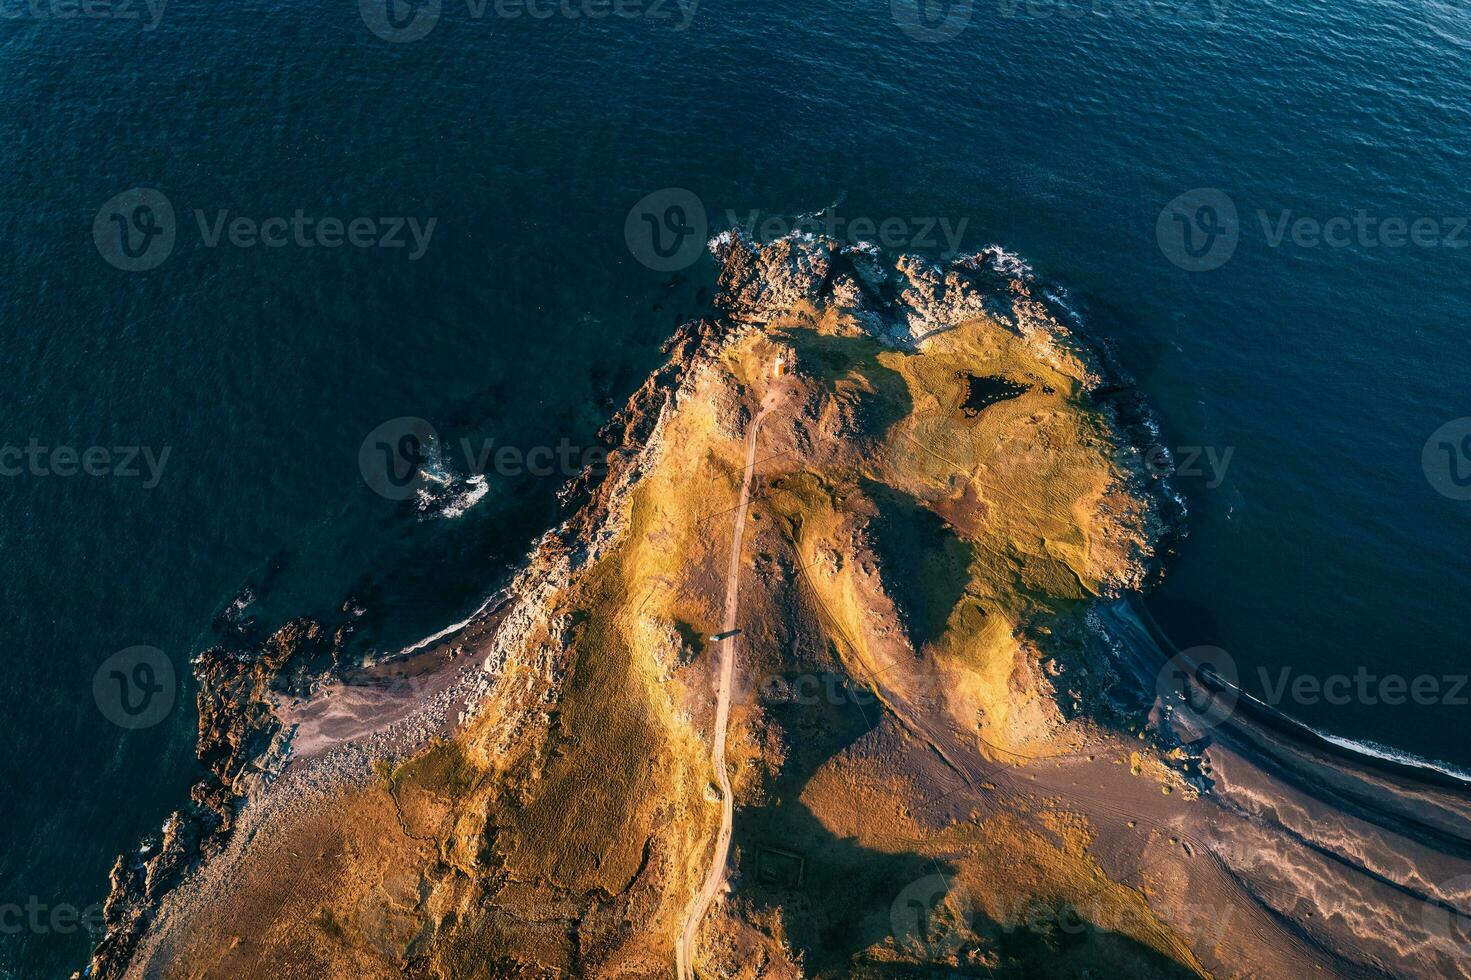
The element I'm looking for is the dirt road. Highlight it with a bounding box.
[676,395,773,980]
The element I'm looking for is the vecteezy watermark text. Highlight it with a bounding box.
[360,0,698,43]
[1158,644,1470,733]
[1256,210,1469,250]
[622,188,973,273]
[0,898,106,936]
[1258,667,1470,707]
[996,442,1235,491]
[0,440,170,487]
[359,416,610,501]
[892,0,1228,44]
[1132,444,1234,489]
[1158,188,1470,271]
[888,871,1235,959]
[734,670,880,708]
[0,0,166,28]
[94,188,436,271]
[994,893,1235,948]
[194,210,436,259]
[723,207,970,257]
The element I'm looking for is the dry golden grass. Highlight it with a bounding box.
[141,296,1183,978]
[729,312,1142,758]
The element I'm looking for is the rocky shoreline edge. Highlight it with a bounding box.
[77,230,1185,980]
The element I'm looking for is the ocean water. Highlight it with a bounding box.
[3,0,1470,974]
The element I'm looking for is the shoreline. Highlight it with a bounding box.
[78,302,740,980]
[1125,596,1471,791]
[80,231,1471,979]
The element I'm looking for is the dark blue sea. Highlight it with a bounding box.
[3,0,1470,974]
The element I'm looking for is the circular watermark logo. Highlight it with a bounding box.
[360,0,441,42]
[1421,874,1471,953]
[624,188,707,272]
[356,874,423,958]
[93,645,176,729]
[1156,188,1239,272]
[93,188,176,272]
[890,872,972,958]
[891,0,973,42]
[1423,417,1471,501]
[359,417,439,501]
[1155,645,1239,732]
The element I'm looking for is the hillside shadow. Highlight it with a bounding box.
[731,681,1201,977]
[732,684,961,974]
[861,481,971,651]
[788,332,914,445]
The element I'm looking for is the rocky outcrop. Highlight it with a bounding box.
[79,614,353,980]
[712,230,1092,356]
[77,312,751,980]
[80,230,1182,980]
[556,315,734,535]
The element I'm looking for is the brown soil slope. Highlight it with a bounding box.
[90,233,1471,980]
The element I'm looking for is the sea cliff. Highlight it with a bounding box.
[82,231,1471,980]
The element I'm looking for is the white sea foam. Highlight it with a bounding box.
[1209,667,1471,785]
[1099,603,1471,788]
[393,587,506,659]
[793,193,847,225]
[1315,733,1471,784]
[228,587,256,616]
[980,243,1035,280]
[1044,285,1083,324]
[418,473,489,520]
[442,473,490,518]
[407,435,490,520]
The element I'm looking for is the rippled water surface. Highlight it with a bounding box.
[2,0,1469,973]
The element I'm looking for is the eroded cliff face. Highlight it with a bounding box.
[87,231,1198,980]
[84,610,357,980]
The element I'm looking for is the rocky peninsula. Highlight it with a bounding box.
[81,231,1471,979]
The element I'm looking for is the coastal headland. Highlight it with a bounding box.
[80,231,1471,979]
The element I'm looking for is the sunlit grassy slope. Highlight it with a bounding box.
[140,260,1187,978]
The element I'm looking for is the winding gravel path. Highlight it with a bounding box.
[676,392,774,980]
